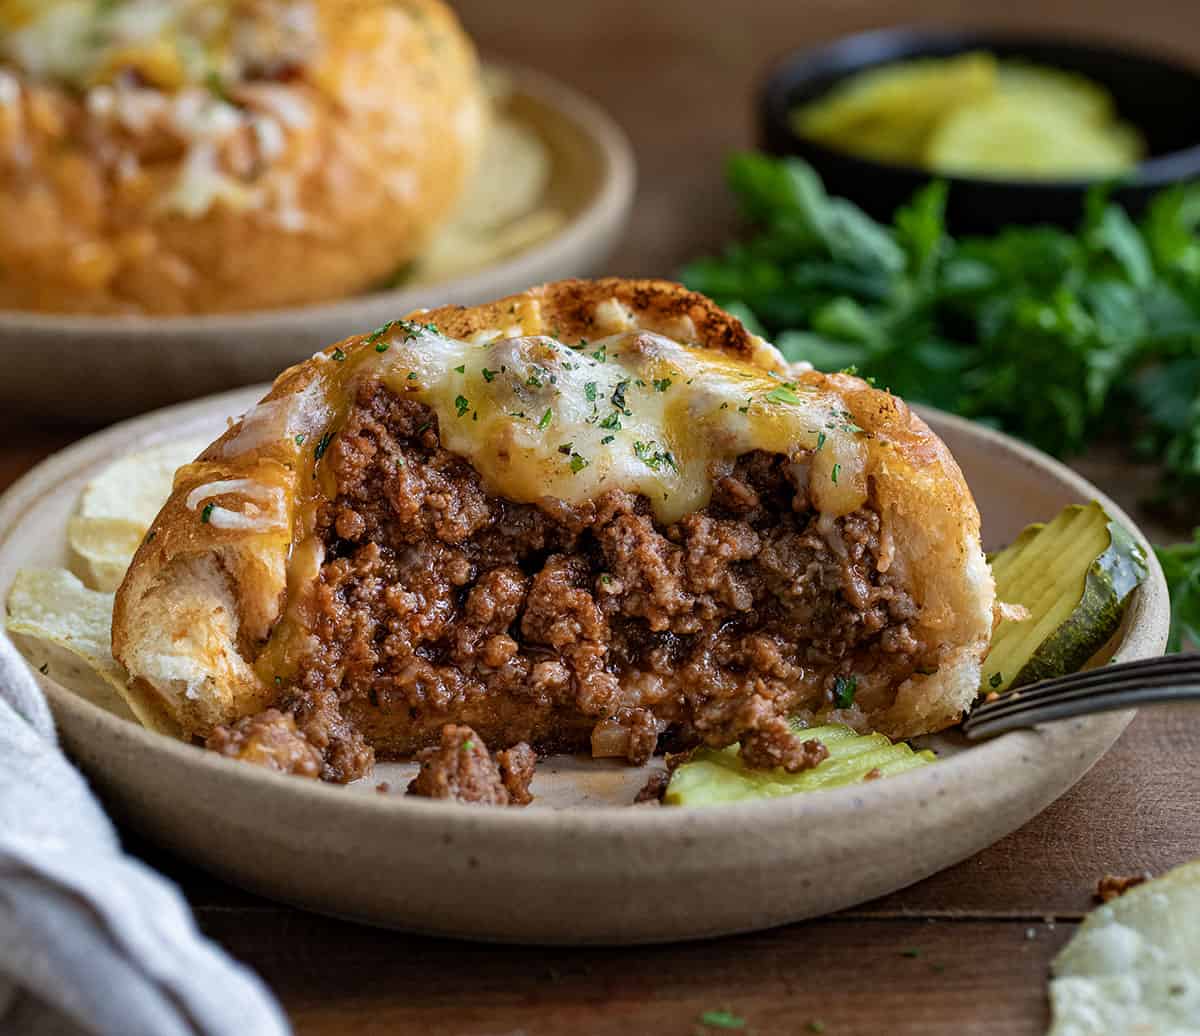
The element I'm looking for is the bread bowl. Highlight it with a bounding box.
[111,278,995,781]
[0,0,484,315]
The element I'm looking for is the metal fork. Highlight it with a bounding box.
[962,653,1200,739]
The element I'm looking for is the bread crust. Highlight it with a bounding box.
[0,0,483,315]
[112,278,994,745]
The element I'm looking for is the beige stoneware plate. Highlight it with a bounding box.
[0,65,634,422]
[0,387,1169,944]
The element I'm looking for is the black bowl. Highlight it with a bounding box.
[759,27,1200,233]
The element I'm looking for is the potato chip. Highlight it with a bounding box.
[6,567,179,735]
[68,436,209,592]
[7,568,119,681]
[76,436,209,528]
[66,516,146,593]
[1049,861,1200,1033]
[414,107,562,281]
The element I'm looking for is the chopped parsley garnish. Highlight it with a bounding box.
[569,453,588,474]
[698,1011,745,1031]
[807,1022,826,1034]
[363,320,398,348]
[415,421,431,434]
[526,371,543,388]
[600,573,613,585]
[557,442,574,455]
[455,395,470,417]
[274,675,282,687]
[989,671,1004,688]
[481,367,497,382]
[599,411,622,431]
[600,435,615,445]
[314,432,334,460]
[837,409,865,434]
[611,380,631,414]
[764,385,801,405]
[585,381,597,402]
[331,347,346,362]
[200,502,215,524]
[407,371,418,380]
[832,674,858,708]
[538,408,553,430]
[633,441,678,472]
[816,430,827,451]
[375,340,389,353]
[294,434,306,446]
[591,343,607,363]
[653,377,672,393]
[454,364,465,373]
[901,947,923,958]
[463,740,474,752]
[839,365,860,376]
[831,462,841,484]
[737,405,749,414]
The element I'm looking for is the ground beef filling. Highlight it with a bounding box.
[407,724,535,806]
[206,688,373,782]
[252,381,926,777]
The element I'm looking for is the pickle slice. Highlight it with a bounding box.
[664,723,935,807]
[982,501,1148,695]
[926,96,1142,179]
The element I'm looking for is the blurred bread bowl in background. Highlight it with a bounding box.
[0,0,485,315]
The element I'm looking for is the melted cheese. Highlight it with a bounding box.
[0,1,317,92]
[311,325,872,525]
[216,315,873,690]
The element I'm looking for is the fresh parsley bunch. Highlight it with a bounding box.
[683,154,1200,645]
[683,153,1200,499]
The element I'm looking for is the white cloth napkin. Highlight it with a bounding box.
[0,631,291,1036]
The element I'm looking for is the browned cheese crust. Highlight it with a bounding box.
[112,278,994,773]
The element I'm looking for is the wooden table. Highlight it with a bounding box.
[6,1,1200,1032]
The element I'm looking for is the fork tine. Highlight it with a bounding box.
[961,653,1196,738]
[971,668,1200,722]
[963,683,1200,738]
[982,655,1200,703]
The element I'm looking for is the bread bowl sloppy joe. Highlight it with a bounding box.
[0,0,483,315]
[112,278,995,783]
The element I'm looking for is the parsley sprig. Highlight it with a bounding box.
[682,153,1200,506]
[684,153,1200,638]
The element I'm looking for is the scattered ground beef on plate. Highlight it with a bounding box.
[407,724,536,806]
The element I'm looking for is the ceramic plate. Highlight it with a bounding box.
[0,387,1169,944]
[0,66,635,422]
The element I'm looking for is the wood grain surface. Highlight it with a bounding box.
[4,1,1200,1032]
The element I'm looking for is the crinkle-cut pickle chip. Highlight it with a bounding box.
[982,501,1148,696]
[1048,860,1200,1035]
[791,51,997,165]
[68,435,209,592]
[927,95,1142,179]
[664,723,935,807]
